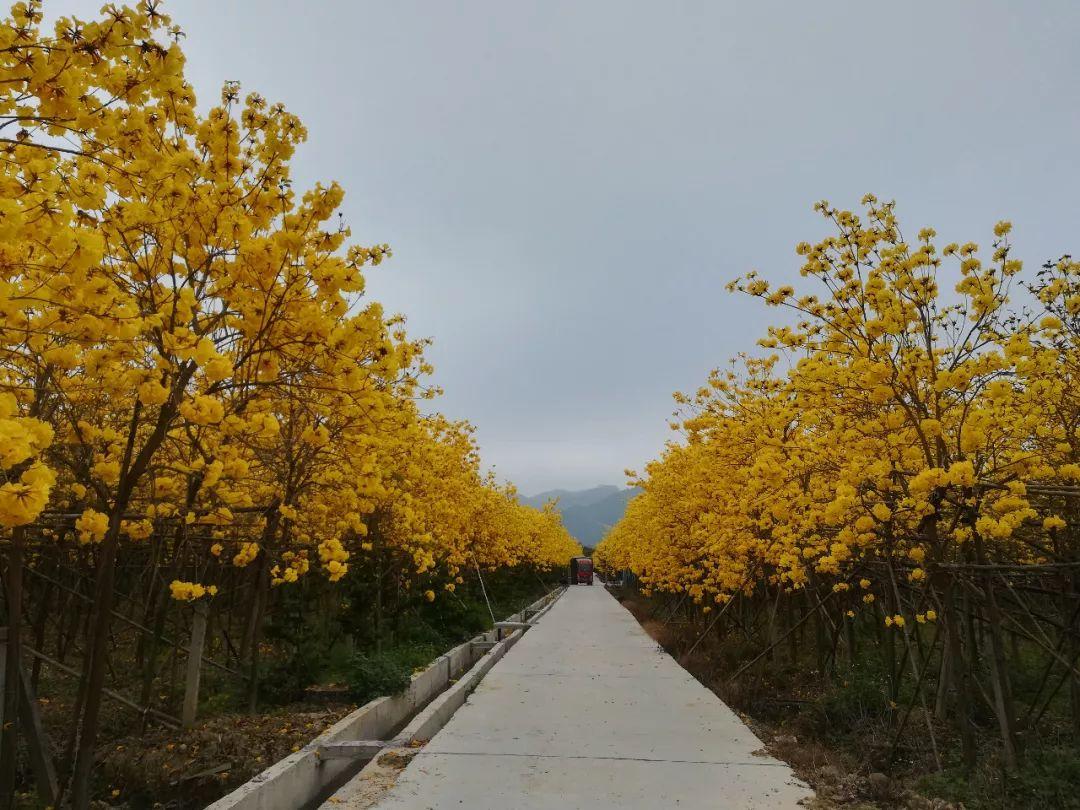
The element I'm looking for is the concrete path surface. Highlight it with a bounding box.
[356,585,812,809]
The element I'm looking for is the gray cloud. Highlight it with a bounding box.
[45,0,1080,491]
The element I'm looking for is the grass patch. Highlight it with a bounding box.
[919,743,1080,809]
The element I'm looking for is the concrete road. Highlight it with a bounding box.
[364,585,812,809]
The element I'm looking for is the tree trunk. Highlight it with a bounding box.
[138,527,187,722]
[246,554,270,714]
[0,527,25,808]
[766,590,779,665]
[29,559,53,691]
[375,553,384,654]
[945,586,977,771]
[69,516,123,810]
[787,592,798,666]
[1068,568,1080,740]
[935,631,952,721]
[972,534,1020,769]
[138,583,173,727]
[845,613,857,668]
[812,595,826,672]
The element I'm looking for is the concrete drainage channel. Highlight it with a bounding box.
[207,587,565,810]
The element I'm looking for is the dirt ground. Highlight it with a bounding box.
[16,689,355,809]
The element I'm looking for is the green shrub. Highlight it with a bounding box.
[258,636,330,705]
[919,744,1080,809]
[413,595,490,643]
[815,660,891,733]
[345,645,440,704]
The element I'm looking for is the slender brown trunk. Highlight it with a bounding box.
[945,583,977,771]
[786,592,798,666]
[57,569,83,664]
[29,558,53,690]
[138,586,172,721]
[135,534,163,670]
[766,589,779,665]
[167,633,180,706]
[845,612,857,668]
[0,527,25,807]
[69,514,123,810]
[980,585,1021,765]
[53,561,73,663]
[375,553,384,654]
[243,513,275,715]
[138,526,187,717]
[246,560,269,714]
[1068,568,1080,740]
[239,563,260,665]
[811,596,826,672]
[935,630,952,720]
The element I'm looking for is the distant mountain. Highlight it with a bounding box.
[520,485,619,512]
[521,485,638,549]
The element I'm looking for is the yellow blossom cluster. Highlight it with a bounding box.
[0,0,576,607]
[0,393,54,528]
[169,580,218,601]
[599,198,1080,615]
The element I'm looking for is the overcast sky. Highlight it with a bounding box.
[47,1,1080,493]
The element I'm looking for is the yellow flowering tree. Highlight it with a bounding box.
[599,198,1080,771]
[0,3,579,806]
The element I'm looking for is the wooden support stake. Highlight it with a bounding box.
[182,601,209,727]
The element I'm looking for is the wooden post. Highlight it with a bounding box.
[182,601,209,727]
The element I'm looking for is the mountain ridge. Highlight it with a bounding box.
[521,485,638,548]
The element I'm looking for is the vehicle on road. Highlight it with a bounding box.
[569,556,594,585]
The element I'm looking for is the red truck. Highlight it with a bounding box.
[569,556,594,585]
